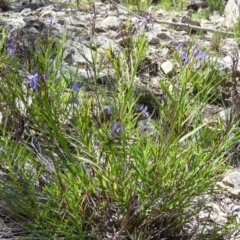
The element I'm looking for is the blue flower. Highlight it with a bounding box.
[192,44,198,51]
[176,42,183,50]
[110,123,122,136]
[180,51,187,59]
[194,50,207,61]
[7,42,15,55]
[139,105,149,117]
[183,58,190,65]
[140,15,151,25]
[104,106,112,115]
[62,23,67,29]
[179,45,207,66]
[140,15,152,31]
[72,83,80,91]
[48,17,55,25]
[0,147,3,152]
[28,70,39,89]
[42,72,47,80]
[180,51,190,65]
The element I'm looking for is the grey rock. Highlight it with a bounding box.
[137,120,156,136]
[63,40,96,66]
[94,27,106,33]
[219,108,232,122]
[146,33,160,45]
[24,18,45,30]
[161,60,174,77]
[21,8,33,16]
[59,64,86,83]
[22,3,43,11]
[88,35,122,55]
[100,16,121,31]
[216,169,240,199]
[0,17,25,32]
[23,15,38,22]
[224,0,240,28]
[157,32,172,41]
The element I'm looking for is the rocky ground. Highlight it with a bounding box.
[1,0,240,239]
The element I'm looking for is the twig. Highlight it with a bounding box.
[108,0,234,36]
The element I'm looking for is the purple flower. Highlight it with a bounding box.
[0,147,3,152]
[140,15,151,25]
[104,106,112,115]
[7,42,15,55]
[48,17,55,25]
[176,42,183,50]
[194,50,207,61]
[145,15,151,22]
[179,44,207,66]
[140,15,152,31]
[28,70,39,89]
[180,51,187,59]
[72,83,80,91]
[42,72,47,80]
[110,123,122,136]
[139,105,149,117]
[62,23,67,29]
[180,51,190,65]
[183,58,190,65]
[192,44,198,51]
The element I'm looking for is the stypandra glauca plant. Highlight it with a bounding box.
[0,23,239,239]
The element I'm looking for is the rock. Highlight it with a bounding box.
[63,41,96,66]
[22,3,42,11]
[161,47,171,58]
[21,8,33,16]
[157,32,173,41]
[219,108,232,122]
[94,27,106,33]
[100,16,121,31]
[59,64,86,83]
[89,35,122,55]
[222,55,233,69]
[146,33,160,45]
[224,0,240,28]
[160,60,174,77]
[216,169,240,198]
[137,119,156,136]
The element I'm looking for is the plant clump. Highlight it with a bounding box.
[0,0,239,239]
